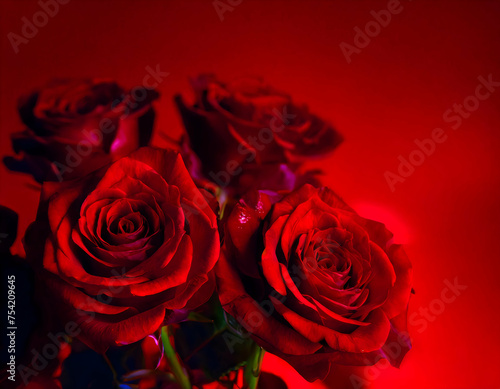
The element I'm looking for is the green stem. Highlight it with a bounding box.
[102,353,119,387]
[161,326,192,389]
[243,343,264,389]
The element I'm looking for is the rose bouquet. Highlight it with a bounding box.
[2,75,412,389]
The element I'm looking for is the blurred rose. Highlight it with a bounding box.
[3,78,158,182]
[216,184,412,381]
[174,75,342,191]
[25,147,220,352]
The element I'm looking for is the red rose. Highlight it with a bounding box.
[174,75,342,190]
[4,78,158,182]
[216,185,412,381]
[25,147,220,352]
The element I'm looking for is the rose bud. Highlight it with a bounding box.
[3,78,158,182]
[216,184,412,381]
[24,147,220,352]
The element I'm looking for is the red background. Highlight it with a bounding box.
[1,1,500,388]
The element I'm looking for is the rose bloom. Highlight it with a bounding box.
[24,147,220,351]
[174,75,342,189]
[4,78,158,182]
[216,185,413,381]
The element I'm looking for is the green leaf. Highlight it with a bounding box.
[161,326,192,389]
[243,343,264,389]
[186,311,215,323]
[173,298,257,382]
